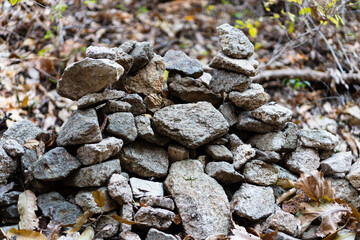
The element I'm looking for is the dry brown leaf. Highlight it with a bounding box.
[18,190,39,230]
[276,178,295,189]
[65,210,93,234]
[341,130,359,157]
[230,227,261,240]
[111,214,139,225]
[6,228,47,240]
[262,228,278,240]
[276,187,297,205]
[23,139,40,150]
[294,170,335,202]
[282,191,310,214]
[92,190,106,208]
[173,214,182,225]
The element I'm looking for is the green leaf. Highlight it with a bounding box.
[249,27,257,38]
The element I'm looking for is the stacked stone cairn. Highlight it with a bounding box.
[1,23,359,240]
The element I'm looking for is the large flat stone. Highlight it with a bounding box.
[163,50,203,78]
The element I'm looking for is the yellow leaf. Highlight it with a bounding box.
[273,13,280,19]
[8,0,24,6]
[329,17,339,26]
[92,190,105,208]
[6,229,47,240]
[66,210,93,234]
[20,96,29,108]
[111,214,139,225]
[254,42,262,51]
[18,190,39,230]
[249,27,257,38]
[185,15,194,21]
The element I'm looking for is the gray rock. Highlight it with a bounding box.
[77,137,123,166]
[251,104,292,125]
[319,149,335,160]
[75,187,118,214]
[3,139,24,157]
[265,207,298,235]
[77,89,126,109]
[0,204,18,218]
[134,206,175,231]
[164,160,231,239]
[119,203,134,232]
[142,132,172,148]
[139,196,175,211]
[0,191,21,206]
[111,48,134,74]
[320,152,353,174]
[210,69,251,94]
[56,108,102,146]
[229,134,256,170]
[0,147,18,184]
[168,144,189,163]
[3,119,49,145]
[219,102,237,127]
[119,231,141,240]
[209,51,258,76]
[300,225,318,240]
[145,228,177,240]
[231,183,275,220]
[120,141,169,178]
[163,50,203,78]
[144,93,164,113]
[168,75,222,106]
[95,211,120,239]
[328,178,360,208]
[205,145,233,162]
[130,177,164,199]
[236,111,284,133]
[205,161,244,184]
[64,159,121,187]
[346,159,360,190]
[107,173,133,205]
[198,72,212,86]
[107,112,137,142]
[298,129,339,151]
[267,230,301,240]
[135,115,154,139]
[37,192,83,225]
[33,147,81,181]
[57,58,124,100]
[209,137,228,145]
[229,84,269,110]
[119,40,136,53]
[118,54,164,96]
[282,122,298,152]
[248,131,286,152]
[122,94,146,116]
[101,100,132,114]
[255,149,281,163]
[284,147,320,174]
[216,23,254,59]
[128,41,154,73]
[153,102,229,149]
[274,165,299,181]
[243,160,280,186]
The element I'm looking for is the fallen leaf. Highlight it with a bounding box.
[173,214,182,225]
[111,214,139,225]
[92,190,106,208]
[282,191,309,214]
[18,190,39,230]
[230,227,261,240]
[23,139,40,150]
[65,210,93,234]
[276,178,295,189]
[341,130,359,157]
[6,228,47,240]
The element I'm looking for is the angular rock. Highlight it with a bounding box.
[111,48,134,74]
[106,112,137,142]
[229,84,269,110]
[130,177,164,199]
[118,54,164,96]
[205,145,233,162]
[243,160,280,186]
[3,119,49,145]
[328,178,360,208]
[56,108,102,146]
[0,204,18,219]
[164,160,231,239]
[251,104,292,125]
[134,207,175,231]
[168,144,189,163]
[128,41,154,73]
[229,134,256,170]
[37,192,83,225]
[144,93,164,113]
[219,102,237,127]
[64,159,121,187]
[346,159,360,190]
[145,228,177,240]
[282,122,298,152]
[153,102,229,149]
[255,149,281,163]
[119,203,134,232]
[3,139,24,157]
[265,207,298,235]
[95,211,120,239]
[119,231,141,240]
[33,147,81,181]
[101,100,132,114]
[0,191,21,206]
[298,129,339,151]
[139,196,175,211]
[135,115,154,139]
[57,58,124,100]
[77,89,126,109]
[86,46,117,59]
[210,137,228,145]
[122,94,146,116]
[236,111,284,133]
[210,69,251,94]
[0,147,18,184]
[216,23,254,59]
[209,51,258,76]
[120,141,169,178]
[119,40,136,53]
[108,173,133,205]
[142,132,172,148]
[284,147,320,174]
[320,152,353,174]
[75,187,118,214]
[168,75,222,106]
[163,50,203,78]
[77,137,123,166]
[205,161,244,184]
[231,183,275,220]
[248,131,286,152]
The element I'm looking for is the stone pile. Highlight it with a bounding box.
[1,24,360,240]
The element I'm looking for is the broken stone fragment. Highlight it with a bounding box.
[346,159,360,190]
[134,206,175,231]
[210,69,252,94]
[145,228,177,240]
[219,102,238,127]
[284,147,320,174]
[122,93,147,116]
[236,111,284,133]
[77,89,126,109]
[106,112,137,142]
[251,104,293,126]
[205,161,244,184]
[128,41,154,73]
[2,139,24,157]
[229,83,269,110]
[139,196,175,211]
[320,151,353,175]
[0,146,18,184]
[298,129,339,151]
[163,50,203,78]
[57,58,124,100]
[107,173,133,205]
[205,145,233,162]
[243,160,280,186]
[129,177,164,199]
[167,144,189,163]
[248,131,286,152]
